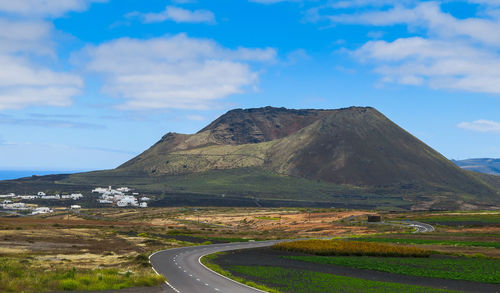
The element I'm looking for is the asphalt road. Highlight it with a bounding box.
[149,221,435,293]
[407,221,435,233]
[149,240,280,293]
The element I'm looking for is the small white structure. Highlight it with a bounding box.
[3,202,28,210]
[0,193,15,198]
[139,202,148,208]
[116,196,138,207]
[70,205,81,209]
[62,193,83,200]
[92,187,108,193]
[37,192,46,196]
[140,197,150,201]
[98,199,112,204]
[18,195,38,200]
[41,194,60,200]
[117,187,130,192]
[32,207,53,215]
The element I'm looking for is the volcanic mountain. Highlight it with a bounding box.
[2,106,499,210]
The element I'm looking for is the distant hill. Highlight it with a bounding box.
[453,158,500,176]
[1,106,499,210]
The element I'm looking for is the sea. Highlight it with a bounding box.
[0,170,81,181]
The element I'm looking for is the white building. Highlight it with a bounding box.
[37,192,46,196]
[3,202,28,210]
[32,207,53,215]
[116,196,138,207]
[92,187,108,193]
[98,199,112,204]
[139,202,148,208]
[117,187,130,192]
[0,193,15,198]
[62,193,83,200]
[18,195,38,200]
[70,205,81,209]
[41,194,60,200]
[140,197,150,201]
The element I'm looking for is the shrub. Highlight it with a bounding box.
[60,279,78,290]
[273,240,430,257]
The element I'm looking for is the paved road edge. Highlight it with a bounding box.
[149,250,181,293]
[197,251,269,293]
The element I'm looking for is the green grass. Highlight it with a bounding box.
[0,257,165,292]
[200,253,280,293]
[413,214,500,224]
[228,266,458,293]
[354,237,500,249]
[284,255,500,284]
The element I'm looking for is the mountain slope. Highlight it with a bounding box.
[119,107,334,169]
[114,106,497,201]
[265,107,491,195]
[453,158,500,176]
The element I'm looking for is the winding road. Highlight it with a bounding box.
[150,221,435,293]
[150,240,280,293]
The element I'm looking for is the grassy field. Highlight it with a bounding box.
[226,266,458,293]
[354,237,500,248]
[0,257,164,292]
[412,214,500,226]
[0,207,382,291]
[284,255,500,284]
[2,207,499,291]
[273,239,430,257]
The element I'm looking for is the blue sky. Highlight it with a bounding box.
[0,0,499,171]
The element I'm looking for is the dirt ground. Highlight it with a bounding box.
[181,209,377,236]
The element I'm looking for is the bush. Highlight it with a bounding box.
[60,279,78,290]
[273,240,430,257]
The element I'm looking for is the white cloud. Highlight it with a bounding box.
[353,37,500,93]
[0,0,107,17]
[0,19,83,110]
[0,0,104,110]
[0,19,54,55]
[330,2,500,46]
[458,120,500,133]
[130,6,215,24]
[78,34,276,110]
[317,1,500,95]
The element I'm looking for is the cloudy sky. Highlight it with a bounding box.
[0,0,499,171]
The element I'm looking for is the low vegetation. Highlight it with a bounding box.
[255,216,280,220]
[413,214,500,226]
[273,239,430,257]
[284,255,500,284]
[227,266,457,293]
[354,237,500,248]
[201,253,279,293]
[0,257,164,292]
